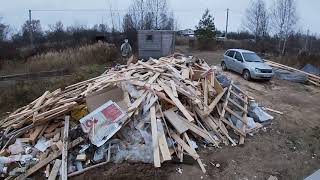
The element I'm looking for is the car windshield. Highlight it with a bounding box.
[242,53,263,62]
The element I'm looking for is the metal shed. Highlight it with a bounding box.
[138,30,175,59]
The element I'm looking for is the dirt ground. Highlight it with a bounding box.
[72,47,320,180]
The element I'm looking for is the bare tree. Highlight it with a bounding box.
[123,14,135,33]
[243,0,269,41]
[271,0,298,55]
[0,17,9,41]
[128,0,145,30]
[127,0,174,30]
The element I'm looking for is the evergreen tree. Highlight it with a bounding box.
[195,9,216,49]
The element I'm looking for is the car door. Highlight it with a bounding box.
[225,50,236,70]
[233,51,245,73]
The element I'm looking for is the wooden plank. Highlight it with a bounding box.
[231,83,249,97]
[181,68,190,79]
[45,164,50,178]
[230,90,247,103]
[158,79,194,122]
[214,77,224,94]
[163,110,189,134]
[29,124,46,143]
[176,114,216,144]
[225,107,247,125]
[266,60,320,80]
[34,102,77,120]
[183,133,206,173]
[34,91,50,109]
[170,132,199,159]
[166,64,183,79]
[239,96,248,145]
[128,91,148,112]
[128,72,160,112]
[262,107,284,115]
[48,159,62,180]
[150,106,161,168]
[61,116,69,180]
[16,137,84,180]
[204,78,208,106]
[219,84,244,143]
[204,88,227,116]
[138,61,164,73]
[157,119,171,161]
[170,80,178,97]
[220,117,246,137]
[228,97,247,113]
[194,108,225,141]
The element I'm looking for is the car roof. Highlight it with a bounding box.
[227,49,255,54]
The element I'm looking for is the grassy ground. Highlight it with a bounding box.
[0,64,106,116]
[0,43,119,117]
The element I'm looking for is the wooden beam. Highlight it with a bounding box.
[228,97,248,113]
[203,78,208,106]
[158,79,194,122]
[231,83,249,97]
[170,132,199,159]
[239,96,248,145]
[170,80,178,97]
[61,116,69,180]
[204,88,227,116]
[230,90,247,103]
[150,106,161,167]
[157,119,171,161]
[163,110,188,134]
[183,133,206,173]
[225,107,248,125]
[48,159,62,180]
[177,114,216,144]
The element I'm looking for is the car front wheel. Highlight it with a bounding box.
[221,62,227,71]
[242,70,251,80]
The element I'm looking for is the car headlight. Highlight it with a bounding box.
[255,68,262,73]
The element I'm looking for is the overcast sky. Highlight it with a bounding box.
[0,0,319,35]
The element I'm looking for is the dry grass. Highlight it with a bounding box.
[0,64,106,116]
[0,42,118,75]
[0,42,118,116]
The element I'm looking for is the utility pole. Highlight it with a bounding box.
[29,9,34,47]
[225,8,229,39]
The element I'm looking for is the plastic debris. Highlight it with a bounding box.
[8,140,25,155]
[248,100,273,122]
[274,68,308,83]
[34,137,53,152]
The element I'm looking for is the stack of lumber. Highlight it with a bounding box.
[0,54,263,179]
[265,60,320,86]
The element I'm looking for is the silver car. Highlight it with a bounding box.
[221,49,274,80]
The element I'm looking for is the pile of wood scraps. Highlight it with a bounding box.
[265,60,320,86]
[0,54,268,179]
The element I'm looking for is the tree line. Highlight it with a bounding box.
[243,0,299,55]
[0,0,174,61]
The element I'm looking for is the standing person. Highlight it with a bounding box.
[120,39,132,63]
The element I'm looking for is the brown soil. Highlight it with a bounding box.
[72,48,320,180]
